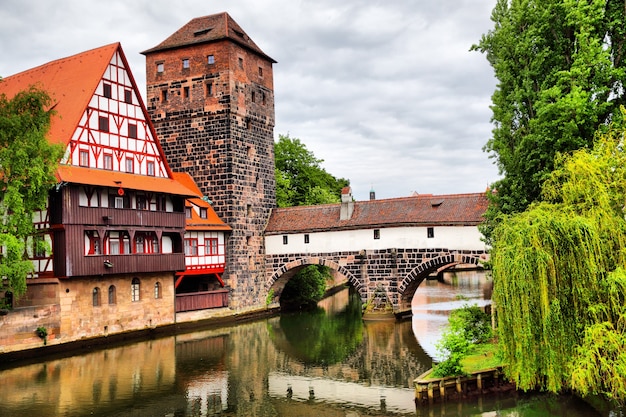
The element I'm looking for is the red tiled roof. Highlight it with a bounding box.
[264,193,488,235]
[141,12,276,63]
[0,43,120,147]
[173,172,231,231]
[57,166,197,197]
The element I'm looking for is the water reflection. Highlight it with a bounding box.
[0,271,611,417]
[412,270,492,359]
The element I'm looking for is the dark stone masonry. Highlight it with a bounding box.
[143,14,277,311]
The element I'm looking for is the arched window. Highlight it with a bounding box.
[93,287,101,307]
[108,285,116,305]
[154,282,161,299]
[131,278,140,302]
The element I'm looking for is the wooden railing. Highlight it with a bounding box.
[175,289,229,312]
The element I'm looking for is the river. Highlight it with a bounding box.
[0,271,617,416]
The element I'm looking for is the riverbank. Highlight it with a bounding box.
[0,304,280,366]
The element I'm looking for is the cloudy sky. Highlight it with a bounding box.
[1,0,500,201]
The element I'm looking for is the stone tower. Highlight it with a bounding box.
[142,13,276,311]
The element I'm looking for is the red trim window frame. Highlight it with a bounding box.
[184,238,198,256]
[86,231,101,255]
[79,149,89,167]
[147,161,155,176]
[105,231,131,255]
[103,153,113,170]
[134,231,159,254]
[205,238,218,255]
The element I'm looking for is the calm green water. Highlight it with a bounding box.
[0,272,616,416]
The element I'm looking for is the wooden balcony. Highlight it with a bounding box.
[66,206,185,229]
[68,253,185,277]
[175,289,229,312]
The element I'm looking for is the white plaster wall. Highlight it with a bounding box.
[265,226,486,255]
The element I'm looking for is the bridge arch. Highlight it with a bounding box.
[266,257,365,304]
[397,252,487,312]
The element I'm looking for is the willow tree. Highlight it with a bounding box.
[0,85,63,301]
[491,115,626,402]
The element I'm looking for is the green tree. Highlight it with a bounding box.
[0,85,63,301]
[274,134,349,207]
[473,0,626,236]
[280,265,328,310]
[433,304,492,377]
[490,115,626,402]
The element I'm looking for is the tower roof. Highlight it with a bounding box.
[141,12,276,63]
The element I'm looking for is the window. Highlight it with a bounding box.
[374,229,380,240]
[161,89,168,102]
[200,207,207,219]
[136,195,147,210]
[114,196,124,209]
[182,58,190,69]
[156,62,164,73]
[251,91,256,103]
[79,149,89,167]
[134,232,159,254]
[258,66,263,77]
[128,123,137,139]
[125,158,134,173]
[206,82,213,97]
[207,55,215,64]
[154,282,162,299]
[304,234,310,244]
[238,57,243,68]
[183,86,189,99]
[147,161,155,176]
[93,287,101,307]
[427,227,434,238]
[105,231,131,254]
[124,89,132,104]
[185,207,192,218]
[184,238,198,256]
[99,116,109,132]
[131,278,140,302]
[103,153,113,170]
[85,231,101,255]
[135,235,144,254]
[282,235,288,245]
[103,83,112,98]
[108,285,116,305]
[205,238,218,255]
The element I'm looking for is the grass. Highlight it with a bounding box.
[418,342,504,382]
[460,342,504,373]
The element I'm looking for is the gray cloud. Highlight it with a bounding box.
[0,0,500,201]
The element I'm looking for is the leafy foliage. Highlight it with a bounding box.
[473,0,626,238]
[491,116,626,402]
[432,304,492,377]
[0,86,63,299]
[280,265,328,310]
[274,134,349,207]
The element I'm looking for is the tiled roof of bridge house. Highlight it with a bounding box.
[264,192,488,235]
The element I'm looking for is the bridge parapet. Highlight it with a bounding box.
[265,248,489,315]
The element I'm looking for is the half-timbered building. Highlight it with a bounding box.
[0,43,201,344]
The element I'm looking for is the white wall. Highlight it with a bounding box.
[265,225,486,255]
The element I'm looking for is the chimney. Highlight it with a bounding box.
[340,186,354,220]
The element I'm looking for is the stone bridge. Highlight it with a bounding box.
[264,247,488,317]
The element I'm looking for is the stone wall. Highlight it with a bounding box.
[146,38,276,312]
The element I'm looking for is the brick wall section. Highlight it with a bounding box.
[265,248,488,313]
[145,39,276,311]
